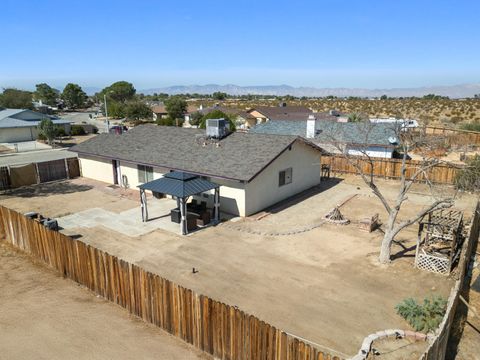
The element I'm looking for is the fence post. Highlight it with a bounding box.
[64,158,70,180]
[34,163,41,184]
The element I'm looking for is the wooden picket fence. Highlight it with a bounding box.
[321,155,462,185]
[0,205,341,360]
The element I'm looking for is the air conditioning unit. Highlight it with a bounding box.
[206,118,228,139]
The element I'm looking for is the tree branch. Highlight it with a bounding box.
[392,198,454,235]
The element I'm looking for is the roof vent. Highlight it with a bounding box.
[206,118,229,139]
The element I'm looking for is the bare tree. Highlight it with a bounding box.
[321,120,455,264]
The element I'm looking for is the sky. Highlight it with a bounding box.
[0,0,479,91]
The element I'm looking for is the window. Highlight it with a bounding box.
[278,168,292,187]
[138,165,153,183]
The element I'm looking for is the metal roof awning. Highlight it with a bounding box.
[138,171,221,235]
[138,171,219,198]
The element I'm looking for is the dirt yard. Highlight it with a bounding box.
[0,241,210,360]
[1,176,477,357]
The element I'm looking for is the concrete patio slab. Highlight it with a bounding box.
[58,198,181,236]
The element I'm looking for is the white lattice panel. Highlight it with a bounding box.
[416,253,450,275]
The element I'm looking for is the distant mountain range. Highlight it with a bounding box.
[84,83,480,98]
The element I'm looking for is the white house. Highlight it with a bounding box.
[70,123,323,216]
[0,109,72,143]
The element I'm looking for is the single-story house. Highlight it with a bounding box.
[250,116,398,158]
[153,104,199,124]
[69,124,323,217]
[151,104,168,120]
[246,104,313,128]
[0,109,72,143]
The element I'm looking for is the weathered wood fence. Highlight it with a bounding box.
[420,201,480,359]
[424,125,480,146]
[0,205,341,360]
[0,157,80,191]
[321,155,462,185]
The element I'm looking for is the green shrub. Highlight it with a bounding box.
[37,133,47,141]
[395,296,447,333]
[55,127,66,137]
[156,116,183,127]
[71,125,86,136]
[460,122,480,132]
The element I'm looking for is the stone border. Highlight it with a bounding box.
[222,220,326,237]
[349,329,432,360]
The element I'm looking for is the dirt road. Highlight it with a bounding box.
[0,242,210,360]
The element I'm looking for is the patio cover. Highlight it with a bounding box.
[138,171,218,198]
[137,171,220,235]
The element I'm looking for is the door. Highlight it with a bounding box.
[112,160,120,185]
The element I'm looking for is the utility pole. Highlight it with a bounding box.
[104,94,110,132]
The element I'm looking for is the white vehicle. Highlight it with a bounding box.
[369,117,419,130]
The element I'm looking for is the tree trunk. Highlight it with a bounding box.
[378,208,399,264]
[379,230,395,264]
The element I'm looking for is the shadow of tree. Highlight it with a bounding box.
[391,239,417,260]
[3,181,93,198]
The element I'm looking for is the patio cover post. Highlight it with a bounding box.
[180,197,187,235]
[214,187,220,223]
[140,188,148,222]
[140,189,145,222]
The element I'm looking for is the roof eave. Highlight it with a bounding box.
[72,149,249,183]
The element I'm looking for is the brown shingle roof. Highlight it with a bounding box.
[249,105,312,121]
[70,124,322,182]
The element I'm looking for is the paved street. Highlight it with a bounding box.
[60,111,124,134]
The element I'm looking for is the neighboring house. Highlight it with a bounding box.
[153,104,199,124]
[250,115,398,158]
[186,105,256,129]
[246,104,313,128]
[151,104,168,121]
[69,124,322,216]
[182,104,203,127]
[0,109,72,143]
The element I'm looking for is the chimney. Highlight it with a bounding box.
[306,115,317,138]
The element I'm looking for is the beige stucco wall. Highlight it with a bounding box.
[0,127,37,143]
[244,141,321,216]
[118,162,168,189]
[191,178,246,216]
[79,155,115,184]
[78,141,320,217]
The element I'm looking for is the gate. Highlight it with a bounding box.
[37,159,68,183]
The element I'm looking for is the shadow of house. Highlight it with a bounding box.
[254,178,343,216]
[3,180,93,198]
